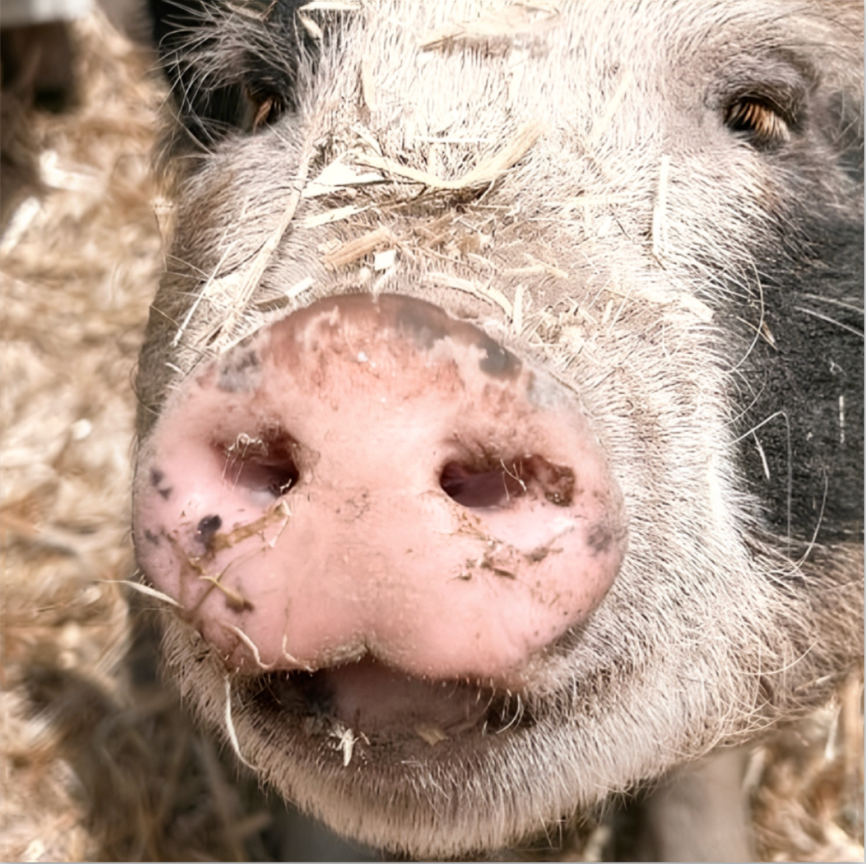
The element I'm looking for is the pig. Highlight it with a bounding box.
[131,0,864,859]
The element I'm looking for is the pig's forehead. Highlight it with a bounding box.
[330,1,830,83]
[295,0,846,151]
[139,0,859,419]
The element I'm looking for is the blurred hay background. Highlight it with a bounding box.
[0,10,861,862]
[0,13,275,860]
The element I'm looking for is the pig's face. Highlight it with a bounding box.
[133,1,863,856]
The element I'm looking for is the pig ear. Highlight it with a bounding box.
[147,0,329,148]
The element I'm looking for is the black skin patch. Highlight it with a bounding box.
[150,467,173,500]
[144,529,161,546]
[586,523,613,556]
[478,335,521,378]
[218,347,261,392]
[196,514,223,548]
[394,297,451,348]
[392,295,522,378]
[730,221,863,544]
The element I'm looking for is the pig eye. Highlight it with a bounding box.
[724,95,796,149]
[246,88,284,132]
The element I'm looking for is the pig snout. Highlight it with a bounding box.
[133,294,626,696]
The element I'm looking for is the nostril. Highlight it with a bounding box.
[218,428,301,499]
[440,460,527,508]
[440,455,575,509]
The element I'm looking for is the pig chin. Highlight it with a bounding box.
[133,294,626,735]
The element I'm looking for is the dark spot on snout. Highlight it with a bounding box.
[586,523,613,556]
[478,335,521,378]
[150,467,173,500]
[196,514,222,549]
[218,347,261,392]
[390,296,520,378]
[393,298,450,349]
[144,529,161,546]
[525,546,551,563]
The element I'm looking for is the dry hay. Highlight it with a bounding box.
[0,12,272,862]
[0,9,862,862]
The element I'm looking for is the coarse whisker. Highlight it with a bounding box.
[226,624,276,670]
[731,265,767,372]
[173,235,237,347]
[794,305,864,338]
[794,470,830,568]
[224,676,256,769]
[732,409,793,547]
[798,293,864,315]
[117,579,182,608]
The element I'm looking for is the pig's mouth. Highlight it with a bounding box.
[245,656,534,748]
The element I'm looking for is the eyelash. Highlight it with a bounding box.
[247,90,284,132]
[724,94,798,149]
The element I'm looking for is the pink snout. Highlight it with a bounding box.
[133,294,626,684]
